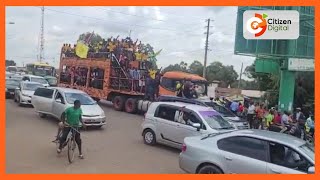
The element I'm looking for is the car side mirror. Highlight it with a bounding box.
[192,123,201,131]
[55,99,62,103]
[308,166,315,174]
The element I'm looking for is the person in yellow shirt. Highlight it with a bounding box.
[135,51,143,61]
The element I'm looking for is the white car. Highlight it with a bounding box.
[14,81,44,106]
[31,87,106,128]
[141,102,236,149]
[22,75,50,87]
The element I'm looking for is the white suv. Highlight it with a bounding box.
[141,102,236,149]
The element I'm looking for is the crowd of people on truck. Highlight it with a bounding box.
[60,36,161,95]
[216,98,314,141]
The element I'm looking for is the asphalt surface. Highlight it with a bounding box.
[6,99,183,174]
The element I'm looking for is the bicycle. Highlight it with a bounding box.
[55,124,81,163]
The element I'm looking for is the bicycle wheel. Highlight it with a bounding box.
[55,131,63,149]
[67,137,76,163]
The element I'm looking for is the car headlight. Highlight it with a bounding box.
[22,93,29,97]
[101,111,105,117]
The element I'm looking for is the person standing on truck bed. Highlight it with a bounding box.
[145,74,155,101]
[182,80,192,98]
[176,80,184,97]
[154,72,161,99]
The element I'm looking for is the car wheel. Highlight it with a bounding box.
[39,113,47,118]
[124,98,137,114]
[143,129,156,145]
[112,96,125,111]
[198,165,223,174]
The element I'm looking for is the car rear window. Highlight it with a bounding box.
[34,88,54,98]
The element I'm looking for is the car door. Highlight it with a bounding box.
[32,88,55,113]
[154,105,182,144]
[52,90,67,119]
[175,110,206,144]
[266,142,312,174]
[217,136,268,174]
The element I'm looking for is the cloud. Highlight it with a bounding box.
[6,6,254,77]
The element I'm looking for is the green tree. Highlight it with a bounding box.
[78,32,103,46]
[206,62,238,86]
[6,60,16,67]
[188,60,203,76]
[162,61,188,73]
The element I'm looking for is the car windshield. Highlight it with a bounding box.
[6,79,20,86]
[31,77,48,84]
[199,111,234,130]
[46,78,57,85]
[23,83,44,91]
[204,102,236,117]
[299,143,314,161]
[65,93,96,105]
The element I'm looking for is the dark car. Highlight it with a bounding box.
[6,78,20,98]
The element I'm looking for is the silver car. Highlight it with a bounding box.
[14,81,44,106]
[141,102,235,149]
[31,87,106,127]
[179,129,314,174]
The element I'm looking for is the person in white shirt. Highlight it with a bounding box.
[247,102,256,129]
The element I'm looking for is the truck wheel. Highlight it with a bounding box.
[113,96,125,111]
[125,98,137,114]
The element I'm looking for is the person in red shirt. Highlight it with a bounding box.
[238,102,244,117]
[273,110,281,124]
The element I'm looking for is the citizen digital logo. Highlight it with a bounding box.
[243,10,299,39]
[268,18,292,32]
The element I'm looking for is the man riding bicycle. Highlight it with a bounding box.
[57,100,86,159]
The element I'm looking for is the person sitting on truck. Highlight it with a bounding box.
[176,81,183,97]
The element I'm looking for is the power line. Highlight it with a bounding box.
[36,7,201,35]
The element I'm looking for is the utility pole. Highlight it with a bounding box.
[39,6,45,62]
[238,62,244,89]
[203,18,213,78]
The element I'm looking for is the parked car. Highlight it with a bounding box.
[21,75,50,87]
[141,101,235,149]
[6,71,14,78]
[14,81,44,106]
[157,95,249,129]
[179,129,314,174]
[44,76,57,86]
[6,78,20,98]
[31,87,106,128]
[10,74,23,81]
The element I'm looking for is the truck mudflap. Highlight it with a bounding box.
[137,100,152,112]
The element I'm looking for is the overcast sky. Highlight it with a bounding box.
[6,6,255,78]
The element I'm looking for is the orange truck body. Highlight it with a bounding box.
[57,56,207,112]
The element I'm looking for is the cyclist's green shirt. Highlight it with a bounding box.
[65,107,82,127]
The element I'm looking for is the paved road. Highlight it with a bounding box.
[6,99,183,174]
